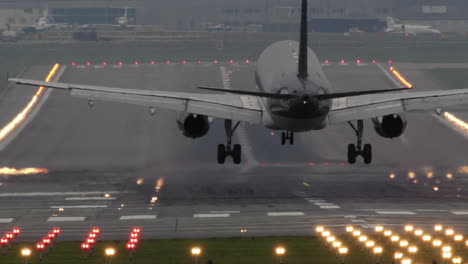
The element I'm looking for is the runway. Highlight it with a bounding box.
[1,60,468,241]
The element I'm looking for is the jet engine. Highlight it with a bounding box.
[177,113,210,139]
[372,114,407,139]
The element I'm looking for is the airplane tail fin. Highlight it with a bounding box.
[297,0,308,81]
[124,6,128,18]
[386,17,396,28]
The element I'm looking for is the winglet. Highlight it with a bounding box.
[297,0,308,81]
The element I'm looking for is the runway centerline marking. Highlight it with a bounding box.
[0,218,14,223]
[375,211,416,215]
[65,197,116,201]
[0,191,120,197]
[47,216,86,222]
[120,215,157,220]
[194,213,230,218]
[451,211,468,215]
[268,212,305,216]
[50,205,108,209]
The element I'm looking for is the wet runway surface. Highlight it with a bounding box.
[1,61,468,241]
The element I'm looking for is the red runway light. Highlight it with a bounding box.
[324,60,329,64]
[134,61,139,65]
[0,237,8,245]
[102,62,107,66]
[71,62,77,66]
[129,238,139,244]
[372,60,377,64]
[323,162,329,166]
[182,60,187,64]
[12,228,21,235]
[308,162,315,166]
[166,60,171,64]
[341,59,345,64]
[132,227,141,233]
[130,232,139,238]
[150,61,155,65]
[92,228,100,234]
[42,237,51,244]
[388,60,393,64]
[5,233,13,239]
[86,238,96,244]
[126,242,136,250]
[356,59,361,64]
[229,60,234,63]
[81,242,90,250]
[214,60,219,64]
[198,60,202,64]
[47,233,56,239]
[86,62,91,66]
[88,233,97,238]
[245,59,250,63]
[52,228,61,234]
[36,242,45,251]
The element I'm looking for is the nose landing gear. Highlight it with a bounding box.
[281,131,294,145]
[347,120,372,164]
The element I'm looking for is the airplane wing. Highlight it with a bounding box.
[328,89,468,124]
[9,78,263,124]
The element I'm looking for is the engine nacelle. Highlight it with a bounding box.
[176,113,210,139]
[372,114,407,139]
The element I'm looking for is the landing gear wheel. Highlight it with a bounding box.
[281,132,286,145]
[347,144,357,164]
[232,144,242,164]
[217,144,227,164]
[289,132,294,145]
[363,144,372,164]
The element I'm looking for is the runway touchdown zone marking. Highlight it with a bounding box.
[193,214,230,218]
[47,216,86,222]
[65,197,116,201]
[268,212,305,216]
[451,211,468,215]
[0,218,14,223]
[375,211,416,215]
[50,205,108,209]
[120,215,157,220]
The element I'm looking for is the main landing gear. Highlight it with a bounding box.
[347,120,372,164]
[217,120,242,164]
[281,131,294,145]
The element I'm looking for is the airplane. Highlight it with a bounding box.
[385,17,440,35]
[21,6,70,33]
[10,0,468,165]
[81,6,136,30]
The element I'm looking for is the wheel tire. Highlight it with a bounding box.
[363,144,372,164]
[289,132,294,145]
[281,132,286,145]
[232,144,242,164]
[347,144,357,164]
[217,144,226,164]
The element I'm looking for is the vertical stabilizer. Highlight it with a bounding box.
[124,6,128,18]
[297,0,308,80]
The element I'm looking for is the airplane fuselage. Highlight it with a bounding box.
[255,40,332,132]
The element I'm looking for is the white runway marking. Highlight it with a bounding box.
[320,205,341,209]
[375,211,416,215]
[451,211,468,215]
[0,218,14,223]
[0,191,120,197]
[65,197,116,201]
[47,216,86,222]
[120,215,157,220]
[268,212,305,216]
[50,205,108,209]
[194,213,230,218]
[208,211,240,214]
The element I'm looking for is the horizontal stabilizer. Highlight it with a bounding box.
[315,87,410,100]
[197,86,296,100]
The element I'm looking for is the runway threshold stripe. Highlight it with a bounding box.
[47,216,86,222]
[375,211,416,215]
[65,197,116,201]
[50,205,108,209]
[193,214,230,218]
[120,215,157,220]
[451,211,468,215]
[268,212,305,216]
[0,191,120,197]
[0,218,14,223]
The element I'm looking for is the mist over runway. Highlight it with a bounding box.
[1,61,468,240]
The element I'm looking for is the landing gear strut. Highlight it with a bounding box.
[217,120,242,164]
[281,131,294,145]
[347,120,372,164]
